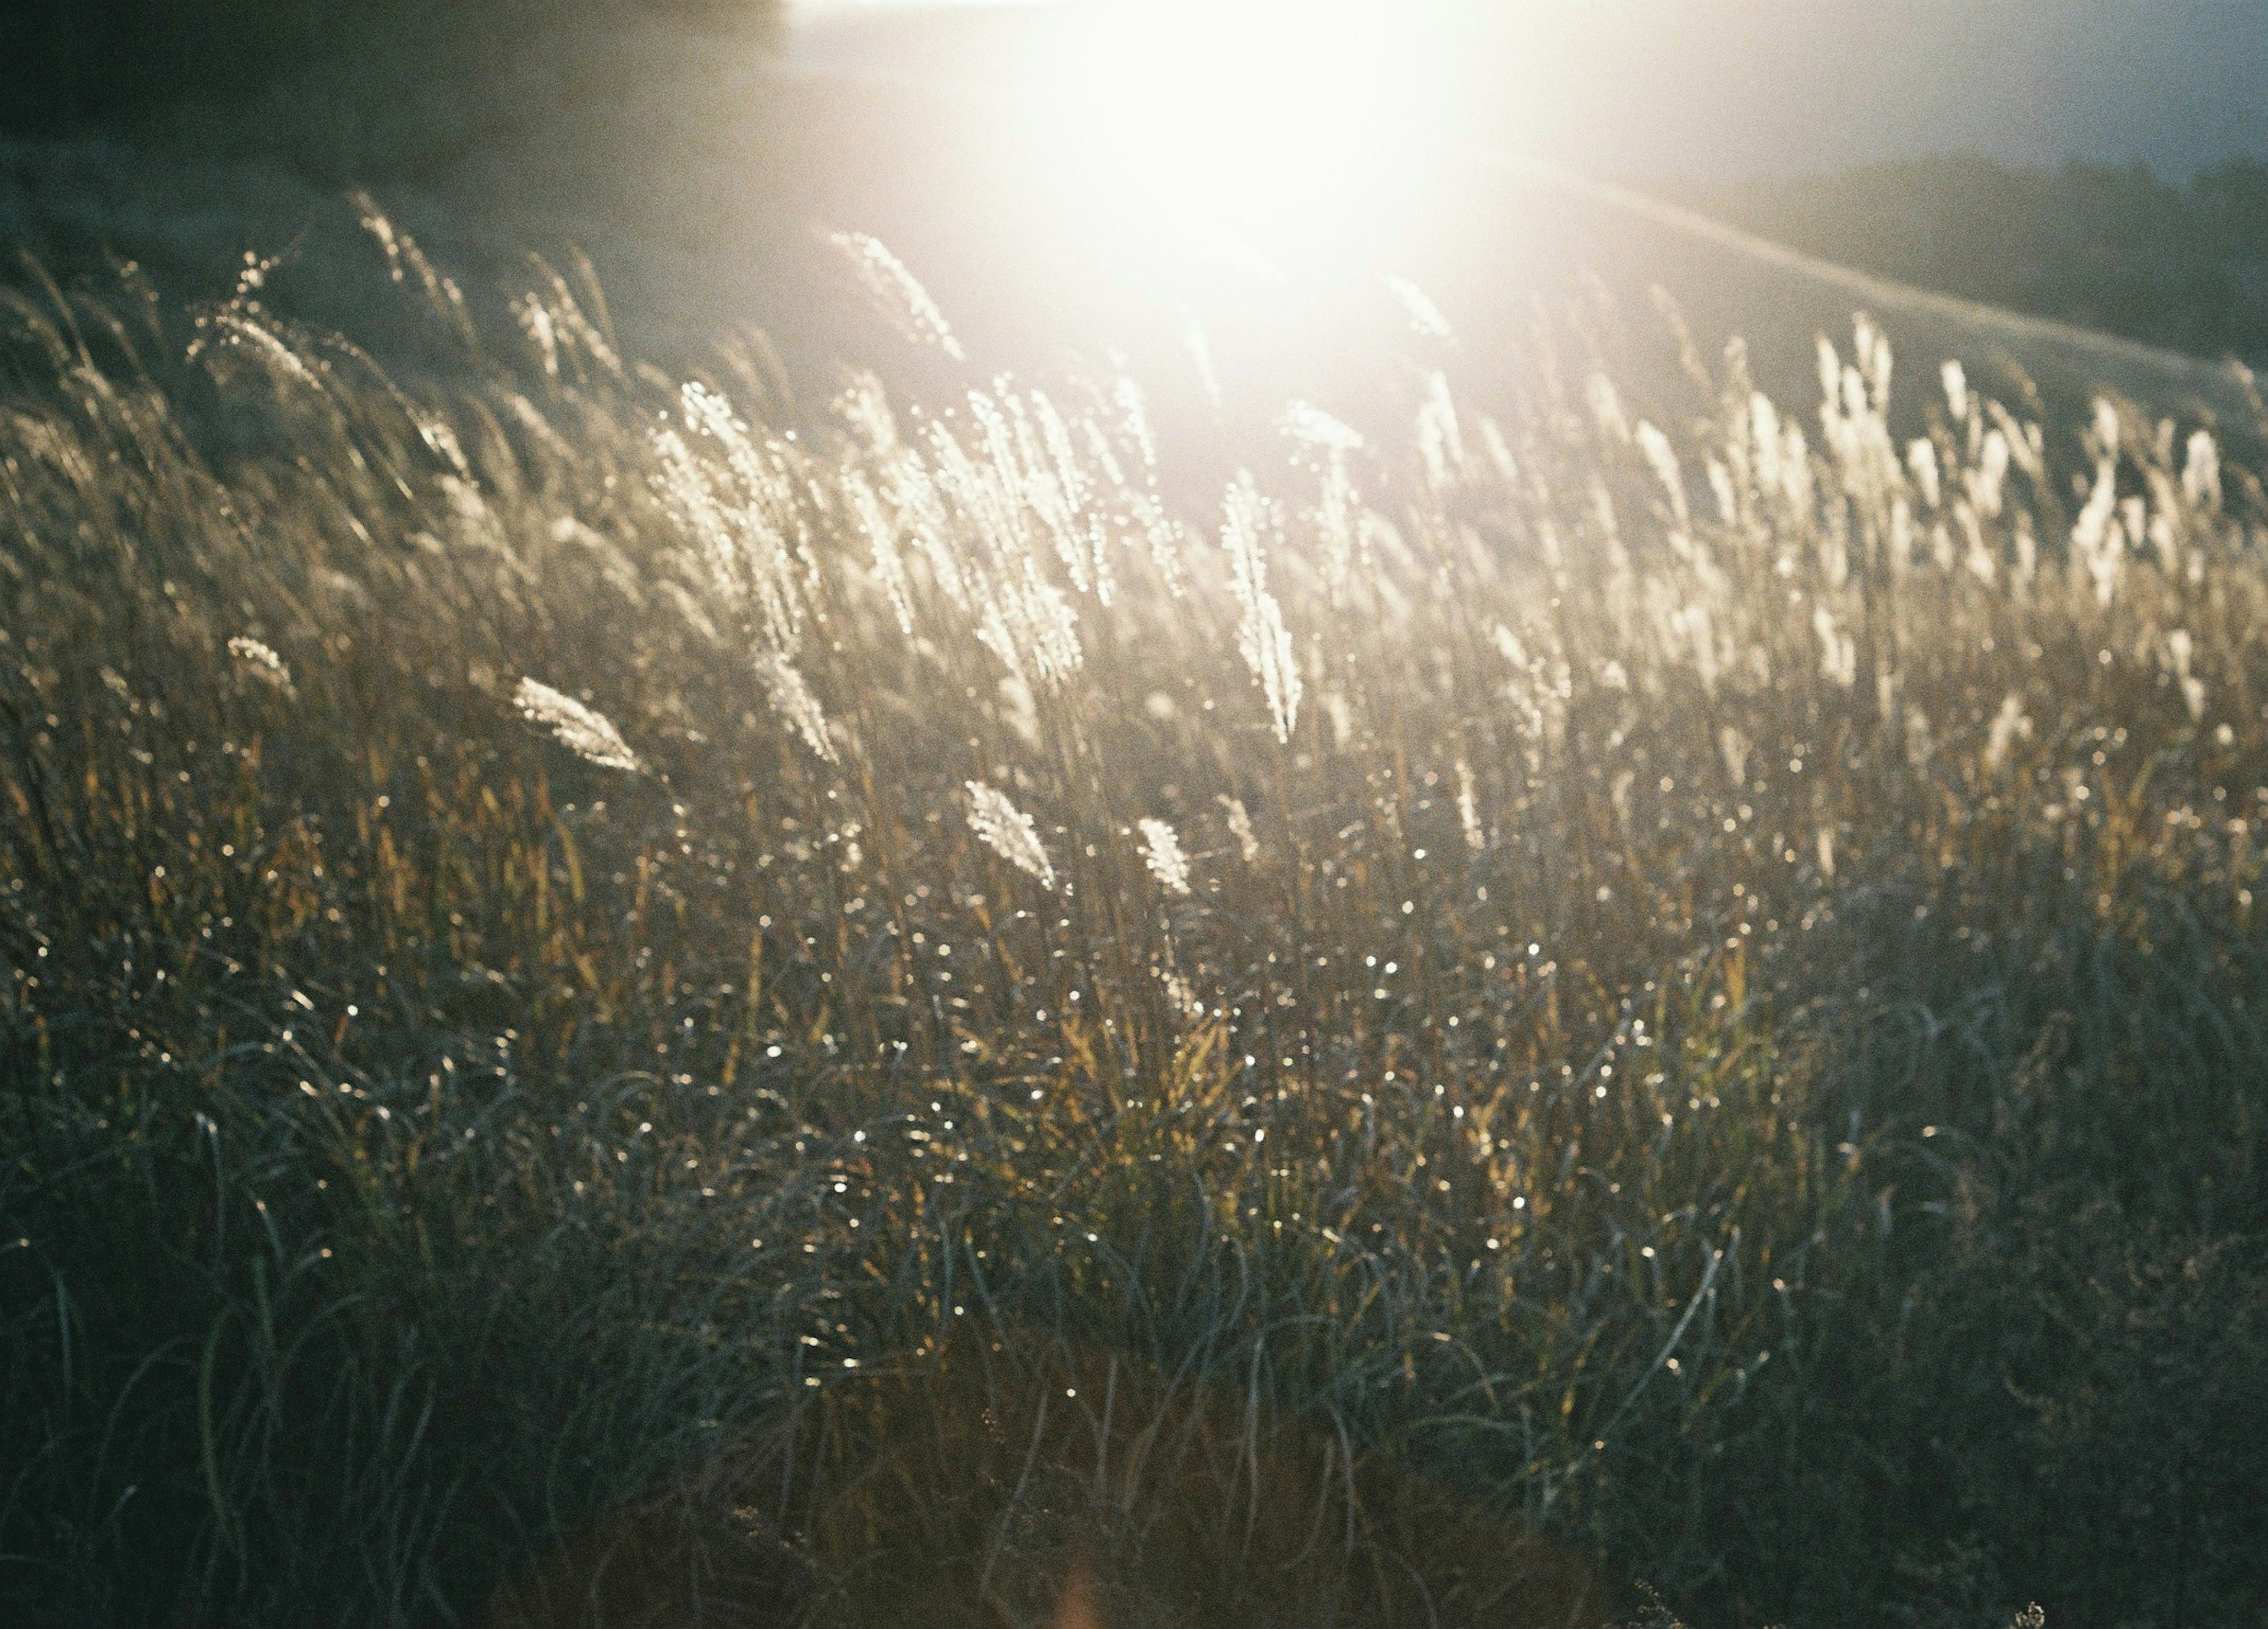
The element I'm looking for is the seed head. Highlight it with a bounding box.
[966,781,1054,889]
[514,678,643,773]
[227,636,294,697]
[1137,818,1192,896]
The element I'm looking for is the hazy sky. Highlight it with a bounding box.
[790,0,2268,180]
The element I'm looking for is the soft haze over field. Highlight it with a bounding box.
[794,0,2268,178]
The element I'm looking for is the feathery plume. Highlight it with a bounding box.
[829,232,966,361]
[1222,474,1302,745]
[1136,818,1192,897]
[2166,630,2207,722]
[1219,796,1260,864]
[1384,275,1453,339]
[2184,430,2222,511]
[1973,430,2010,517]
[755,651,838,765]
[1280,400,1365,454]
[1707,455,1739,526]
[514,294,560,379]
[654,383,813,661]
[998,675,1042,750]
[1718,725,1751,789]
[1904,707,1936,770]
[1416,372,1467,488]
[845,473,916,637]
[228,636,294,697]
[2072,460,2122,605]
[1455,760,1485,851]
[923,402,1086,688]
[1906,438,1941,510]
[966,781,1054,888]
[515,679,643,773]
[1636,421,1689,529]
[1857,315,1893,412]
[1941,359,1969,421]
[1749,393,1782,493]
[351,191,475,347]
[1588,373,1631,444]
[1813,605,1858,689]
[2091,399,2122,459]
[1984,693,2033,775]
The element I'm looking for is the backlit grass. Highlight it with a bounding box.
[2,222,2264,1627]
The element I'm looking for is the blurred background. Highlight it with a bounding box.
[794,0,2268,180]
[788,0,2268,371]
[4,2,2265,419]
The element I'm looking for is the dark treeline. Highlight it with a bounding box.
[1669,155,2268,369]
[2,0,775,138]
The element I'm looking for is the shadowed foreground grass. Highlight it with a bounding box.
[2,224,2265,1627]
[480,1322,1615,1629]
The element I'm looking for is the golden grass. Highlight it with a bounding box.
[1,217,2264,1626]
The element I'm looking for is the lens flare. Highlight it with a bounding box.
[1023,0,1439,258]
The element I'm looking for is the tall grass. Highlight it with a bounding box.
[1,219,2264,1627]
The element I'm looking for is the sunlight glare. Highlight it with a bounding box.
[1027,0,1439,255]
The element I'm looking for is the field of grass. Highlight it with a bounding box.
[3,214,2267,1627]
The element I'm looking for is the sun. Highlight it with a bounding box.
[1022,0,1442,249]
